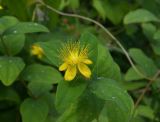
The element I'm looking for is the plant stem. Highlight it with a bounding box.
[129,70,160,121]
[134,70,160,108]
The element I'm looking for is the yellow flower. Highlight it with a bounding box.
[31,44,44,59]
[0,5,3,10]
[59,41,93,81]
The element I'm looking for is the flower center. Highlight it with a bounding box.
[69,54,80,64]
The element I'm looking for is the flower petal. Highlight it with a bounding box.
[38,54,43,59]
[64,65,77,81]
[31,45,44,58]
[78,63,91,78]
[82,59,93,64]
[31,47,38,55]
[59,63,68,71]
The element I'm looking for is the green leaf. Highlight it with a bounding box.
[37,40,62,67]
[97,105,109,122]
[154,30,160,40]
[43,0,60,28]
[45,115,58,122]
[124,9,159,24]
[150,42,160,55]
[92,0,106,20]
[79,32,98,68]
[68,0,79,9]
[0,34,25,55]
[20,98,49,122]
[4,22,49,34]
[152,30,160,55]
[101,0,135,25]
[55,79,87,113]
[40,93,57,114]
[123,81,146,91]
[0,16,19,33]
[90,78,134,122]
[152,78,160,90]
[0,56,25,86]
[40,93,59,122]
[130,116,145,122]
[76,92,104,122]
[142,23,156,41]
[141,23,160,55]
[125,66,145,81]
[22,64,62,84]
[28,82,52,97]
[0,87,20,104]
[41,93,56,108]
[93,44,121,81]
[2,0,28,20]
[135,105,155,120]
[129,48,158,77]
[57,91,103,122]
[59,0,69,10]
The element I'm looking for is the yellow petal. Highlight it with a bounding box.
[64,65,77,81]
[31,45,44,58]
[82,59,93,64]
[78,63,91,78]
[31,48,38,55]
[37,54,43,59]
[59,63,68,71]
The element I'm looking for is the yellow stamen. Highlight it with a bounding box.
[31,45,44,59]
[59,41,92,81]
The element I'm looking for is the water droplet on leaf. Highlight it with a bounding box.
[13,30,17,34]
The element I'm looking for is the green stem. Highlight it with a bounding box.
[131,70,160,120]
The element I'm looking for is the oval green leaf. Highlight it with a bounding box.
[124,9,159,24]
[90,78,134,122]
[93,44,121,81]
[0,34,25,55]
[20,98,49,122]
[21,64,62,84]
[4,22,49,34]
[0,56,25,86]
[55,79,87,113]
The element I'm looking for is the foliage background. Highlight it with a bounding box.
[0,0,160,122]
